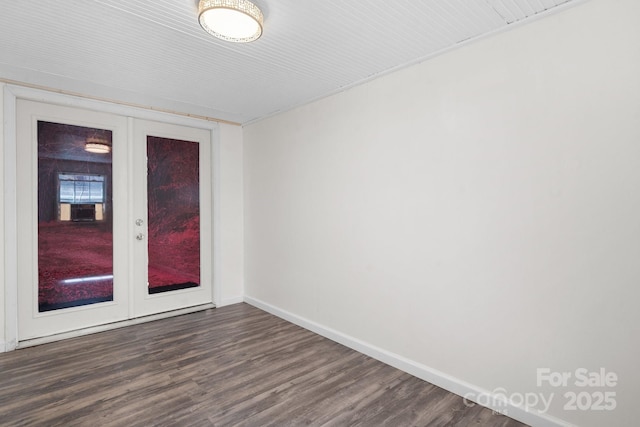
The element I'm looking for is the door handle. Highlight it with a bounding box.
[136,233,145,241]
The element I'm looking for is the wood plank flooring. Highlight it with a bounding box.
[0,303,528,426]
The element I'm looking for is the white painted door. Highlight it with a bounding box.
[17,100,130,340]
[131,119,212,318]
[16,101,212,341]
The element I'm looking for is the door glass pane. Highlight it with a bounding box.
[147,136,200,294]
[38,121,113,312]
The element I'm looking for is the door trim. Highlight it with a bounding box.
[3,84,222,350]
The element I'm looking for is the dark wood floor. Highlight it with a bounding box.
[0,303,528,426]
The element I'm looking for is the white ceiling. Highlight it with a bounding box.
[0,0,583,125]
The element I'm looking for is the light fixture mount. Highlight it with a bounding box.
[198,0,263,43]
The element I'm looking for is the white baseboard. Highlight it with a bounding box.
[244,295,571,427]
[218,296,244,307]
[1,338,17,353]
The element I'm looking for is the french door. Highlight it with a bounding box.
[17,100,212,341]
[131,119,212,318]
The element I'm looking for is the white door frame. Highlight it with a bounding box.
[2,84,222,351]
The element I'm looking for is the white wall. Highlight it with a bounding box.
[218,123,245,305]
[243,1,640,426]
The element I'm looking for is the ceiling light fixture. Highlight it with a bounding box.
[85,136,111,154]
[198,0,263,43]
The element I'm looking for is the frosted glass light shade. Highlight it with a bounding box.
[198,0,263,43]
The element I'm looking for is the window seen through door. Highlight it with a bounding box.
[58,173,106,221]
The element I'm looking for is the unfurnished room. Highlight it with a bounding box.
[0,1,638,426]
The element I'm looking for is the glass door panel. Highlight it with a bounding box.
[147,136,200,294]
[37,121,114,312]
